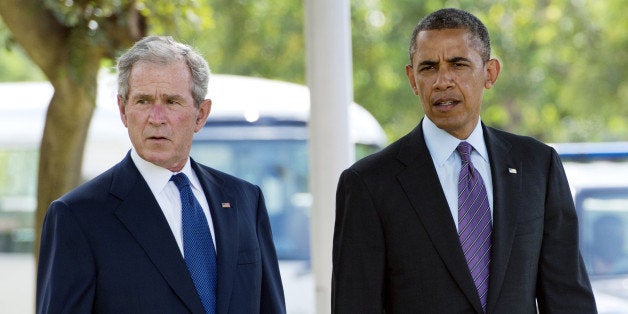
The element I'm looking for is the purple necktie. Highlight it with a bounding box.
[457,141,492,312]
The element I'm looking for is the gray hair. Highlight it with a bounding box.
[116,36,210,107]
[408,8,491,65]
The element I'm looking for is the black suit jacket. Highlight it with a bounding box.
[332,122,596,313]
[37,153,285,313]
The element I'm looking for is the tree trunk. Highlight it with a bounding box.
[34,61,100,259]
[0,0,144,262]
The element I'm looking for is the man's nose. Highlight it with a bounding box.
[433,67,454,90]
[148,103,166,124]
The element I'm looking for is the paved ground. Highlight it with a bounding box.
[0,253,34,314]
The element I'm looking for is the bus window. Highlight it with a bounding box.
[577,188,628,276]
[0,148,38,252]
[191,140,310,260]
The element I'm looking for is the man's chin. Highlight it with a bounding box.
[138,151,171,167]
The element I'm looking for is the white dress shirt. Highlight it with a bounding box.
[422,116,494,230]
[130,149,216,255]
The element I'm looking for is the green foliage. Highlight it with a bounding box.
[351,0,429,139]
[0,0,214,77]
[43,0,134,27]
[0,19,44,81]
[138,0,213,37]
[351,0,627,142]
[481,0,627,142]
[180,0,305,84]
[1,0,626,142]
[0,46,45,82]
[39,0,209,32]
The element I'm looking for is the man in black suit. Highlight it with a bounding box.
[37,36,286,313]
[332,8,596,313]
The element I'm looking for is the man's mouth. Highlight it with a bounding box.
[432,99,460,109]
[433,99,459,107]
[147,136,168,141]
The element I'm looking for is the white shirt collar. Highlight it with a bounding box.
[130,149,202,196]
[422,116,489,165]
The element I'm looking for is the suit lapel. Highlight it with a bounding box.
[482,126,521,313]
[111,155,205,313]
[191,161,239,314]
[395,124,484,313]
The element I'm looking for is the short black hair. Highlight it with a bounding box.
[408,8,491,64]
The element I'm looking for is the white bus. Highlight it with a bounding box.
[0,76,131,252]
[0,73,387,313]
[552,142,628,313]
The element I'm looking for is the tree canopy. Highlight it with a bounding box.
[1,0,626,144]
[354,0,627,142]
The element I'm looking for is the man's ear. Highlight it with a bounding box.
[118,95,128,127]
[195,99,212,132]
[485,58,501,89]
[406,64,419,95]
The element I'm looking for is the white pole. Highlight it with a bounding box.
[305,0,354,313]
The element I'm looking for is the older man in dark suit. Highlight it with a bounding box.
[332,8,596,313]
[37,36,285,313]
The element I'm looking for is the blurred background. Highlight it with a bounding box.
[2,0,626,142]
[0,0,626,313]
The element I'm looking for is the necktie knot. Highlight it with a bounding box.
[456,141,473,163]
[171,173,191,190]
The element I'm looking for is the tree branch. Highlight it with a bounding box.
[0,0,70,78]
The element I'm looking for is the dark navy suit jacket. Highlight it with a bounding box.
[332,122,596,313]
[37,153,285,313]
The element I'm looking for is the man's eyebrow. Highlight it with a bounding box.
[129,93,185,101]
[416,57,471,67]
[130,93,154,100]
[447,57,472,63]
[162,93,185,100]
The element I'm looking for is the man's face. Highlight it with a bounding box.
[406,28,499,139]
[118,60,211,172]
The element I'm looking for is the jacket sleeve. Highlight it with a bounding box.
[536,148,597,313]
[256,187,287,313]
[37,200,96,313]
[332,169,386,314]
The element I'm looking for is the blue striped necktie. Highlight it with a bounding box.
[171,173,217,314]
[456,141,492,312]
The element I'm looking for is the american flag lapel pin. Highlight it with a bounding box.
[508,168,517,174]
[221,202,231,208]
